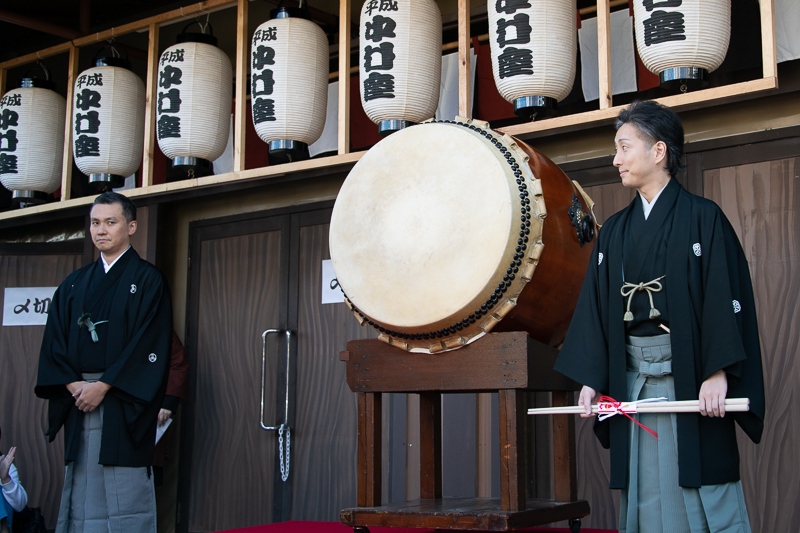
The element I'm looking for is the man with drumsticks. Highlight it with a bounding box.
[553,100,764,532]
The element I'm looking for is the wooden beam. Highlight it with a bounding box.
[71,0,237,48]
[0,42,74,70]
[551,391,577,502]
[475,392,493,498]
[499,389,525,512]
[760,0,777,80]
[0,68,6,97]
[357,392,382,507]
[0,8,82,40]
[498,77,779,139]
[419,392,442,500]
[596,0,612,110]
[458,0,471,118]
[60,45,79,201]
[233,0,248,172]
[337,0,352,155]
[142,23,160,188]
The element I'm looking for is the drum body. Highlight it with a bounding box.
[329,120,596,353]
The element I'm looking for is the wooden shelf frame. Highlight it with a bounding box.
[0,0,779,222]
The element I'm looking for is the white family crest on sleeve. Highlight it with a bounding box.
[148,353,158,363]
[130,284,137,294]
[598,252,604,266]
[733,300,742,313]
[693,243,702,256]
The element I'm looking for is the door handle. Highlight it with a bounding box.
[260,329,292,431]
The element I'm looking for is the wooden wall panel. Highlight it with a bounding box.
[292,222,376,520]
[705,157,800,533]
[189,232,282,532]
[0,253,82,528]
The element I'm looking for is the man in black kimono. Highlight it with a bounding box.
[35,191,172,533]
[554,101,764,532]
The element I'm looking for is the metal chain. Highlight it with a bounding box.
[278,423,291,482]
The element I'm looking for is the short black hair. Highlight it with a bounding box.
[92,191,137,223]
[615,100,686,178]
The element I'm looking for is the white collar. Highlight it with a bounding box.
[639,181,670,220]
[101,246,131,273]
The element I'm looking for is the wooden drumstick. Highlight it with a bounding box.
[527,398,750,416]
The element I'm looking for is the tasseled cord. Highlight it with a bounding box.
[620,275,666,322]
[77,313,108,343]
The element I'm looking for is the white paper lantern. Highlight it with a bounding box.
[156,32,233,179]
[0,79,66,205]
[251,8,329,162]
[359,0,442,136]
[72,58,145,190]
[487,0,577,120]
[632,0,730,90]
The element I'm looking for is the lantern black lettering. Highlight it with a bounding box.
[77,73,103,89]
[643,10,686,46]
[379,0,399,12]
[495,0,531,15]
[0,94,21,107]
[364,42,396,72]
[0,130,18,152]
[643,0,682,11]
[75,89,102,111]
[365,15,397,42]
[253,46,276,70]
[0,109,19,130]
[252,70,275,97]
[0,153,18,174]
[497,47,534,78]
[365,0,379,16]
[254,27,278,42]
[362,72,395,101]
[157,88,182,114]
[75,111,101,135]
[74,134,101,157]
[157,115,181,139]
[496,13,532,47]
[161,48,186,66]
[253,97,277,123]
[160,65,183,90]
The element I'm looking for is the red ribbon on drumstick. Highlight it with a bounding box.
[597,396,663,440]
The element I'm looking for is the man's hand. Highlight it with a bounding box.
[0,447,16,485]
[66,381,87,396]
[578,385,598,418]
[158,409,172,427]
[699,370,728,417]
[73,381,112,412]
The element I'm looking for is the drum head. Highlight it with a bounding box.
[330,123,521,332]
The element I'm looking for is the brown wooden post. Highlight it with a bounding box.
[552,390,578,502]
[357,392,382,507]
[499,389,525,511]
[419,391,442,500]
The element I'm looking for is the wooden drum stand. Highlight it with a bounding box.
[339,331,590,532]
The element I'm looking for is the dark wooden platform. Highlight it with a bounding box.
[339,332,588,532]
[341,497,590,531]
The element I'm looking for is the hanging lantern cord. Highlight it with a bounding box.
[35,61,51,81]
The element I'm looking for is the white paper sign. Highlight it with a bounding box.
[321,259,345,305]
[3,287,57,326]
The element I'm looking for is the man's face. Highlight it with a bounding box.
[613,123,666,190]
[90,202,136,260]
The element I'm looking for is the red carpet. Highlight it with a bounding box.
[216,521,618,533]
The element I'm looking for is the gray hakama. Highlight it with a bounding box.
[56,374,157,533]
[619,335,751,533]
